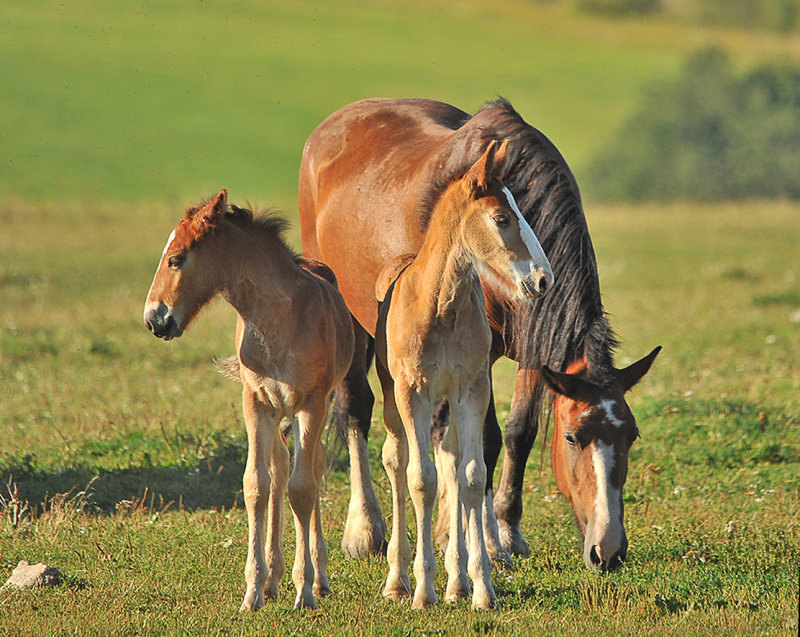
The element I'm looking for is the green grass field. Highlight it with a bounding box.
[1,1,798,635]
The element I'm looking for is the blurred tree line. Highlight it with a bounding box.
[565,0,800,32]
[584,49,800,202]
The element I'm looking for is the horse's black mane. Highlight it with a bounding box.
[477,99,619,422]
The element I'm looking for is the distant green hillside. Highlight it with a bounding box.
[1,0,796,205]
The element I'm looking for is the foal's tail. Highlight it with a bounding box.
[216,355,241,381]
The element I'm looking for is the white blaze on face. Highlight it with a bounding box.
[591,441,620,532]
[161,229,177,259]
[144,229,178,318]
[501,186,552,277]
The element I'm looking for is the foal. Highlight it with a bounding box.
[143,190,354,610]
[374,141,553,609]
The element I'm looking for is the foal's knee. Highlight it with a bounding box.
[288,472,316,518]
[460,457,487,507]
[408,460,437,505]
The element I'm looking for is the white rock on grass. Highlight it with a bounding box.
[2,560,62,589]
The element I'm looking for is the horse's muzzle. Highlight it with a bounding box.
[585,535,628,573]
[144,304,183,341]
[521,268,553,299]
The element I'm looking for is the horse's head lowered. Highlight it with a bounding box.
[541,346,660,572]
[449,140,553,301]
[143,189,231,340]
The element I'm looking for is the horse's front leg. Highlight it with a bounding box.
[337,323,387,557]
[287,401,328,610]
[310,435,330,599]
[437,420,470,603]
[494,366,538,558]
[376,360,412,599]
[396,383,438,609]
[265,425,289,598]
[452,382,496,610]
[240,389,281,612]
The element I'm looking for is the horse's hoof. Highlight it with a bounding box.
[490,546,515,571]
[294,591,318,610]
[314,582,332,598]
[383,580,412,599]
[498,522,531,558]
[444,587,471,603]
[240,590,265,612]
[411,596,438,610]
[342,529,388,558]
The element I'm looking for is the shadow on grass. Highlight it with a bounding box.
[0,442,248,515]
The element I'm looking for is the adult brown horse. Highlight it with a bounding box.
[299,98,660,572]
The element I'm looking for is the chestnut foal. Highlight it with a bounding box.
[374,141,552,609]
[144,190,354,610]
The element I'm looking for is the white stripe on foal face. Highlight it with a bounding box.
[501,186,550,271]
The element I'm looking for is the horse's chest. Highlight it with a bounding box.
[390,315,490,397]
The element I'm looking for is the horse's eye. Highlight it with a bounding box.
[565,433,577,447]
[492,212,510,227]
[168,255,185,269]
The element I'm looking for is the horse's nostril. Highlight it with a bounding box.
[537,274,548,294]
[589,545,602,567]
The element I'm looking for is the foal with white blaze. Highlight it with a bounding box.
[374,141,553,609]
[143,190,354,610]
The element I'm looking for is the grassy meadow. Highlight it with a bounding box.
[1,1,799,635]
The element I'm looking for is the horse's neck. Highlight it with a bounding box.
[411,200,476,320]
[217,228,304,337]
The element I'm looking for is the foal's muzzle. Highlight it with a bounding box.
[143,303,183,341]
[521,268,553,299]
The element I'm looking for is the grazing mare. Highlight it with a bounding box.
[374,141,552,609]
[299,98,659,571]
[143,190,354,610]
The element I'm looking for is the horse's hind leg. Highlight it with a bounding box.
[338,323,387,557]
[240,390,280,612]
[310,436,330,598]
[288,404,327,610]
[481,380,514,569]
[494,366,538,558]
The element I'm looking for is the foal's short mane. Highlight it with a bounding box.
[179,199,294,254]
[477,99,619,425]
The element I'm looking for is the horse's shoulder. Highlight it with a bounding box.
[376,254,416,302]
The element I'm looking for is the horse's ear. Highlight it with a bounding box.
[211,189,228,215]
[618,346,661,392]
[492,139,510,180]
[464,140,499,194]
[540,365,584,399]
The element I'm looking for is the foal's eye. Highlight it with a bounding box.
[564,433,577,447]
[492,212,510,227]
[168,255,185,270]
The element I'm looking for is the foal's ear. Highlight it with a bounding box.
[618,346,661,392]
[465,140,500,193]
[492,139,510,179]
[540,365,585,399]
[191,189,228,232]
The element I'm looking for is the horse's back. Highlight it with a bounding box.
[299,98,488,334]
